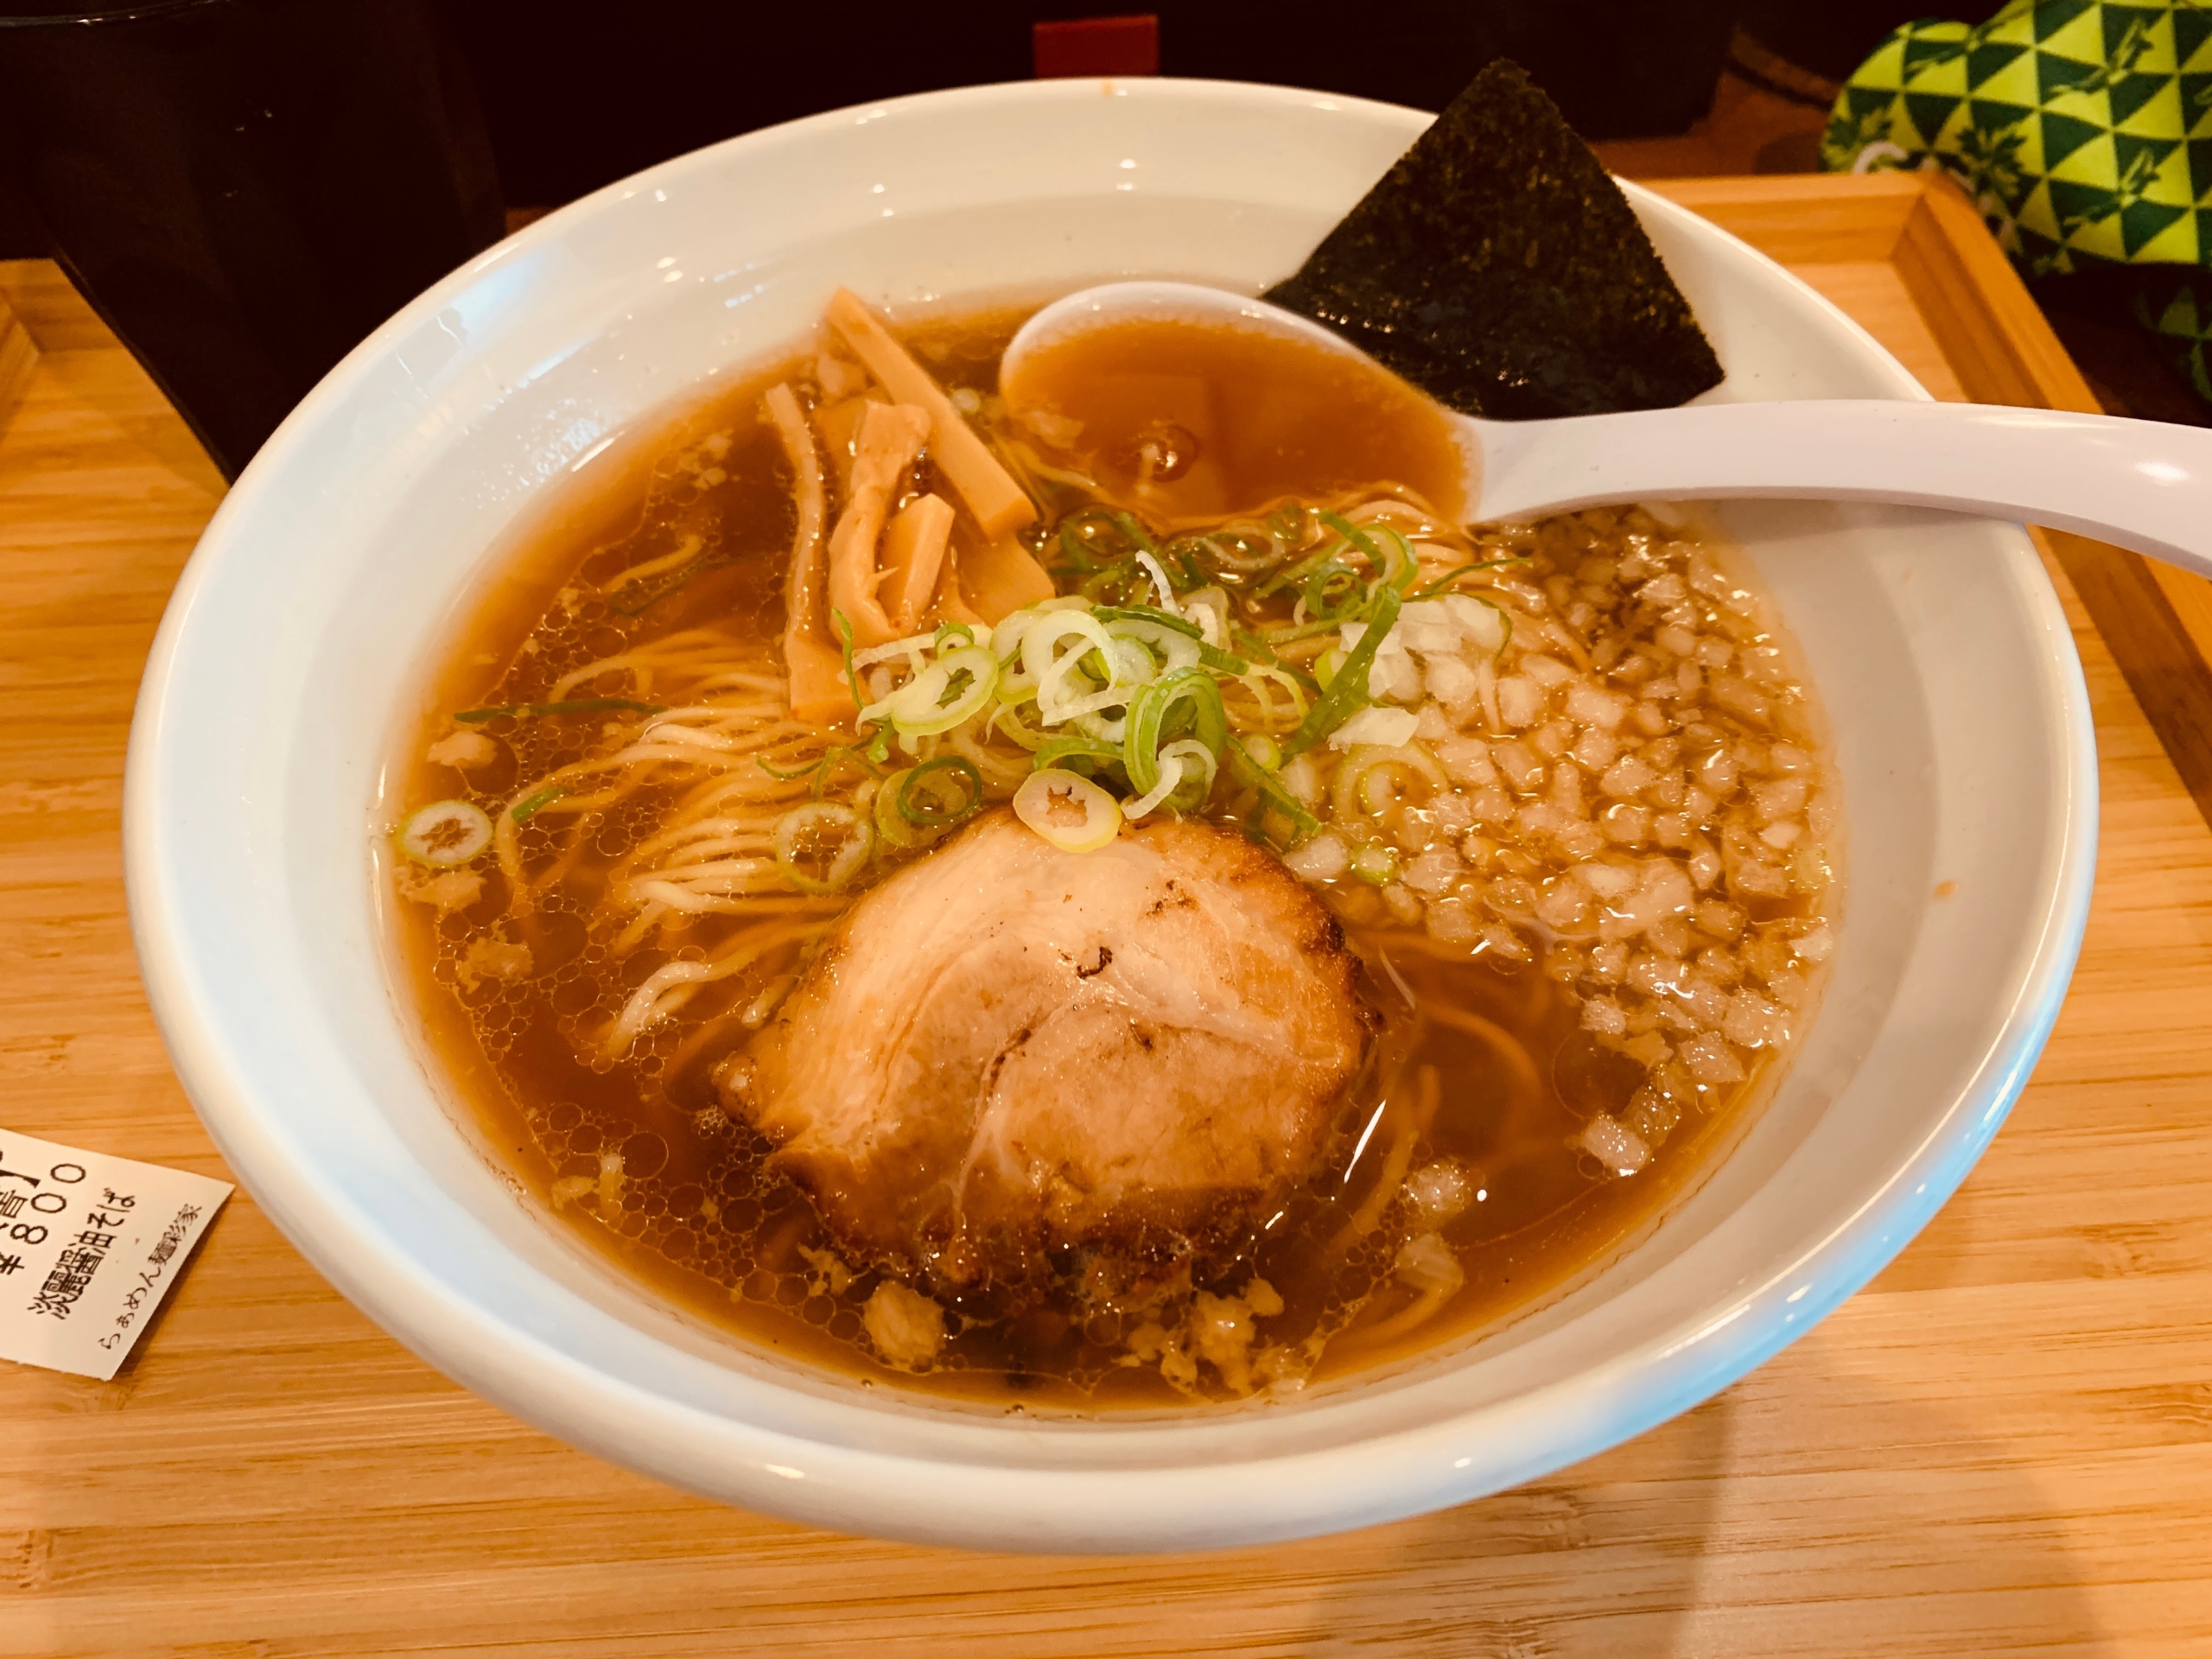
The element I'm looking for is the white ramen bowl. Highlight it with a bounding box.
[126,79,2096,1553]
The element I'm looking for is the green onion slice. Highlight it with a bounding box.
[1319,512,1418,591]
[1281,585,1403,758]
[1255,541,1342,599]
[772,801,874,893]
[1351,842,1400,886]
[1024,611,1131,725]
[1268,503,1315,547]
[1033,732,1123,774]
[897,756,985,830]
[990,701,1054,753]
[1232,628,1323,692]
[454,697,664,724]
[609,552,728,615]
[1260,616,1348,646]
[1122,666,1227,798]
[874,771,922,849]
[1332,741,1448,823]
[1225,737,1320,847]
[1176,526,1281,578]
[1133,737,1217,817]
[859,644,999,737]
[1100,607,1250,675]
[1405,556,1532,601]
[1013,767,1121,853]
[395,799,493,867]
[1094,603,1201,639]
[831,608,867,715]
[508,784,566,825]
[1300,558,1367,623]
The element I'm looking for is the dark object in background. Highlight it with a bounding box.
[443,0,1736,209]
[0,146,46,260]
[0,0,502,478]
[2033,267,2212,426]
[1033,13,1158,77]
[1170,0,1737,141]
[1267,61,1724,421]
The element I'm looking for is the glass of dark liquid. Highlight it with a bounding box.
[0,0,503,479]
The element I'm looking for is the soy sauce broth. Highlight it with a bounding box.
[384,302,1833,1409]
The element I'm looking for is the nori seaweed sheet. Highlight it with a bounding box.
[1263,60,1724,421]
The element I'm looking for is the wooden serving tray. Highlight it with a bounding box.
[3,173,2209,1654]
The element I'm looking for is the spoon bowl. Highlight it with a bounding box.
[1003,280,2212,582]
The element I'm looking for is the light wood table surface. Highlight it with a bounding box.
[2,180,2210,1655]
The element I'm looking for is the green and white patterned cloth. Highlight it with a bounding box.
[1821,0,2212,404]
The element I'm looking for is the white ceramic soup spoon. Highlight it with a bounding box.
[999,281,2212,582]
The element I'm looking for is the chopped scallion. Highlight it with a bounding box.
[395,799,493,866]
[1123,667,1227,798]
[454,697,664,724]
[509,785,567,824]
[896,756,985,830]
[1405,556,1533,601]
[1352,842,1400,885]
[1232,628,1322,694]
[1033,733,1123,774]
[1092,603,1202,639]
[772,801,873,893]
[1226,737,1319,847]
[609,552,729,615]
[1281,585,1402,758]
[1013,767,1121,853]
[831,608,867,716]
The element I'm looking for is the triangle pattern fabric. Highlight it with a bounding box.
[2040,2,2111,62]
[2110,68,2171,129]
[2177,3,2212,69]
[2034,0,2098,45]
[2177,4,2212,68]
[2042,109,2109,169]
[2182,73,2212,135]
[1822,0,2212,407]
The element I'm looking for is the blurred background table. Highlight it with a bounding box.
[2,167,2209,1655]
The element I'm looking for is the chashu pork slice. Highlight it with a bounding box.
[734,808,1372,1286]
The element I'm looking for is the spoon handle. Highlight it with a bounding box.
[1473,400,2212,582]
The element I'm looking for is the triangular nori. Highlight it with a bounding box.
[1263,60,1724,421]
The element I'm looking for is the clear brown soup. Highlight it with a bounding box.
[386,303,1836,1408]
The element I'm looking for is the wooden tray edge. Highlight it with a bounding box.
[0,287,35,437]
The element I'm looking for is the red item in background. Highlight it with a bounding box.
[1033,14,1160,78]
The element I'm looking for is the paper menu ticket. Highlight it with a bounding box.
[0,1127,232,1381]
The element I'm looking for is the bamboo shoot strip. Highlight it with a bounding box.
[827,402,931,648]
[762,384,852,726]
[824,287,1039,539]
[934,548,989,628]
[957,533,1057,623]
[879,493,956,634]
